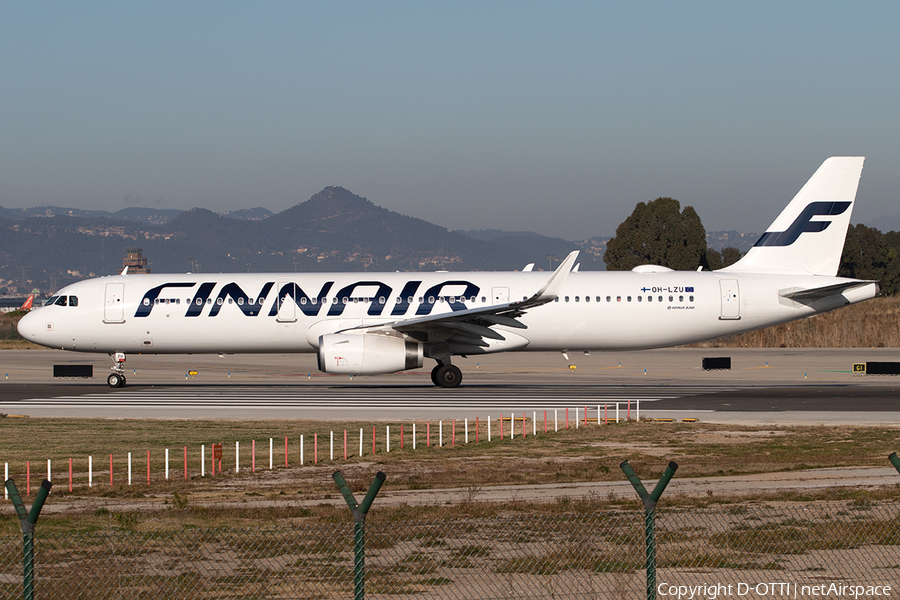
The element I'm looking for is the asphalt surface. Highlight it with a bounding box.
[2,348,900,422]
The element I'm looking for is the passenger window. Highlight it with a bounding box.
[481,296,486,303]
[554,297,559,302]
[669,296,673,302]
[564,296,570,302]
[575,296,580,302]
[585,296,590,303]
[616,296,621,302]
[627,296,632,302]
[637,296,642,302]
[679,296,683,302]
[143,298,150,306]
[690,295,694,302]
[606,296,611,302]
[658,296,663,302]
[647,296,652,302]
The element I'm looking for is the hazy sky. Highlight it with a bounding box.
[2,2,897,239]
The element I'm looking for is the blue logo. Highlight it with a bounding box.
[754,201,851,247]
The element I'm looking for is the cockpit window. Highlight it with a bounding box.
[69,296,78,307]
[44,296,59,307]
[55,296,68,307]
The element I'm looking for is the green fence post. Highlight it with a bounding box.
[620,461,678,600]
[6,478,52,600]
[333,471,386,600]
[889,452,900,475]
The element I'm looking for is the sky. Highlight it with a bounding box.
[1,2,898,240]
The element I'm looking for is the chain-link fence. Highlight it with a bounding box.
[1,500,899,599]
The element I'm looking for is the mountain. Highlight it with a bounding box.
[223,207,273,220]
[0,204,268,224]
[0,187,598,295]
[0,188,768,296]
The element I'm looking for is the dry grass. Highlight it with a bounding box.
[3,419,898,491]
[2,418,900,529]
[690,295,900,348]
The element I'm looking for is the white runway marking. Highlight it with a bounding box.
[2,384,733,411]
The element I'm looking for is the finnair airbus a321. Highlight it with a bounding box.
[17,157,878,388]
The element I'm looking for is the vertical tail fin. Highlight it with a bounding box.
[720,157,864,276]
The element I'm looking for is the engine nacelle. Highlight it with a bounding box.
[317,333,424,375]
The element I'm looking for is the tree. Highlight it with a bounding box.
[721,247,742,268]
[840,224,900,295]
[603,197,709,271]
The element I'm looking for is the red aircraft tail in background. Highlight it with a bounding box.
[19,294,34,311]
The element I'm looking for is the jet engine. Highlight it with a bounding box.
[317,333,424,375]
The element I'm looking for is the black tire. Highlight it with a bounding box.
[108,374,121,388]
[430,364,441,386]
[434,364,462,388]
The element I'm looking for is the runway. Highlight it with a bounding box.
[2,348,900,422]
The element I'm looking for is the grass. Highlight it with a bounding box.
[0,416,898,533]
[2,419,899,502]
[687,295,900,348]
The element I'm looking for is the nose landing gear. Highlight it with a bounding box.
[108,352,127,388]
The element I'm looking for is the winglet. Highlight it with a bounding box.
[532,250,579,302]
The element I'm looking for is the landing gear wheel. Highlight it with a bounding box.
[434,364,462,388]
[107,373,125,388]
[430,364,442,386]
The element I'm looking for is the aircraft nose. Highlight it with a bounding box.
[16,310,43,343]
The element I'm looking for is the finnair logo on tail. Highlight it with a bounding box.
[754,201,851,247]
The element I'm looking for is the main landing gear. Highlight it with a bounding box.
[431,361,462,388]
[108,352,127,388]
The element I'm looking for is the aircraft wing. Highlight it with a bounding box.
[342,251,579,347]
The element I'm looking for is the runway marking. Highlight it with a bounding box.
[1,384,737,411]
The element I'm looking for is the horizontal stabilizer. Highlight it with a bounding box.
[779,280,878,302]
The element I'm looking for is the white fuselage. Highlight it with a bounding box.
[17,269,877,355]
